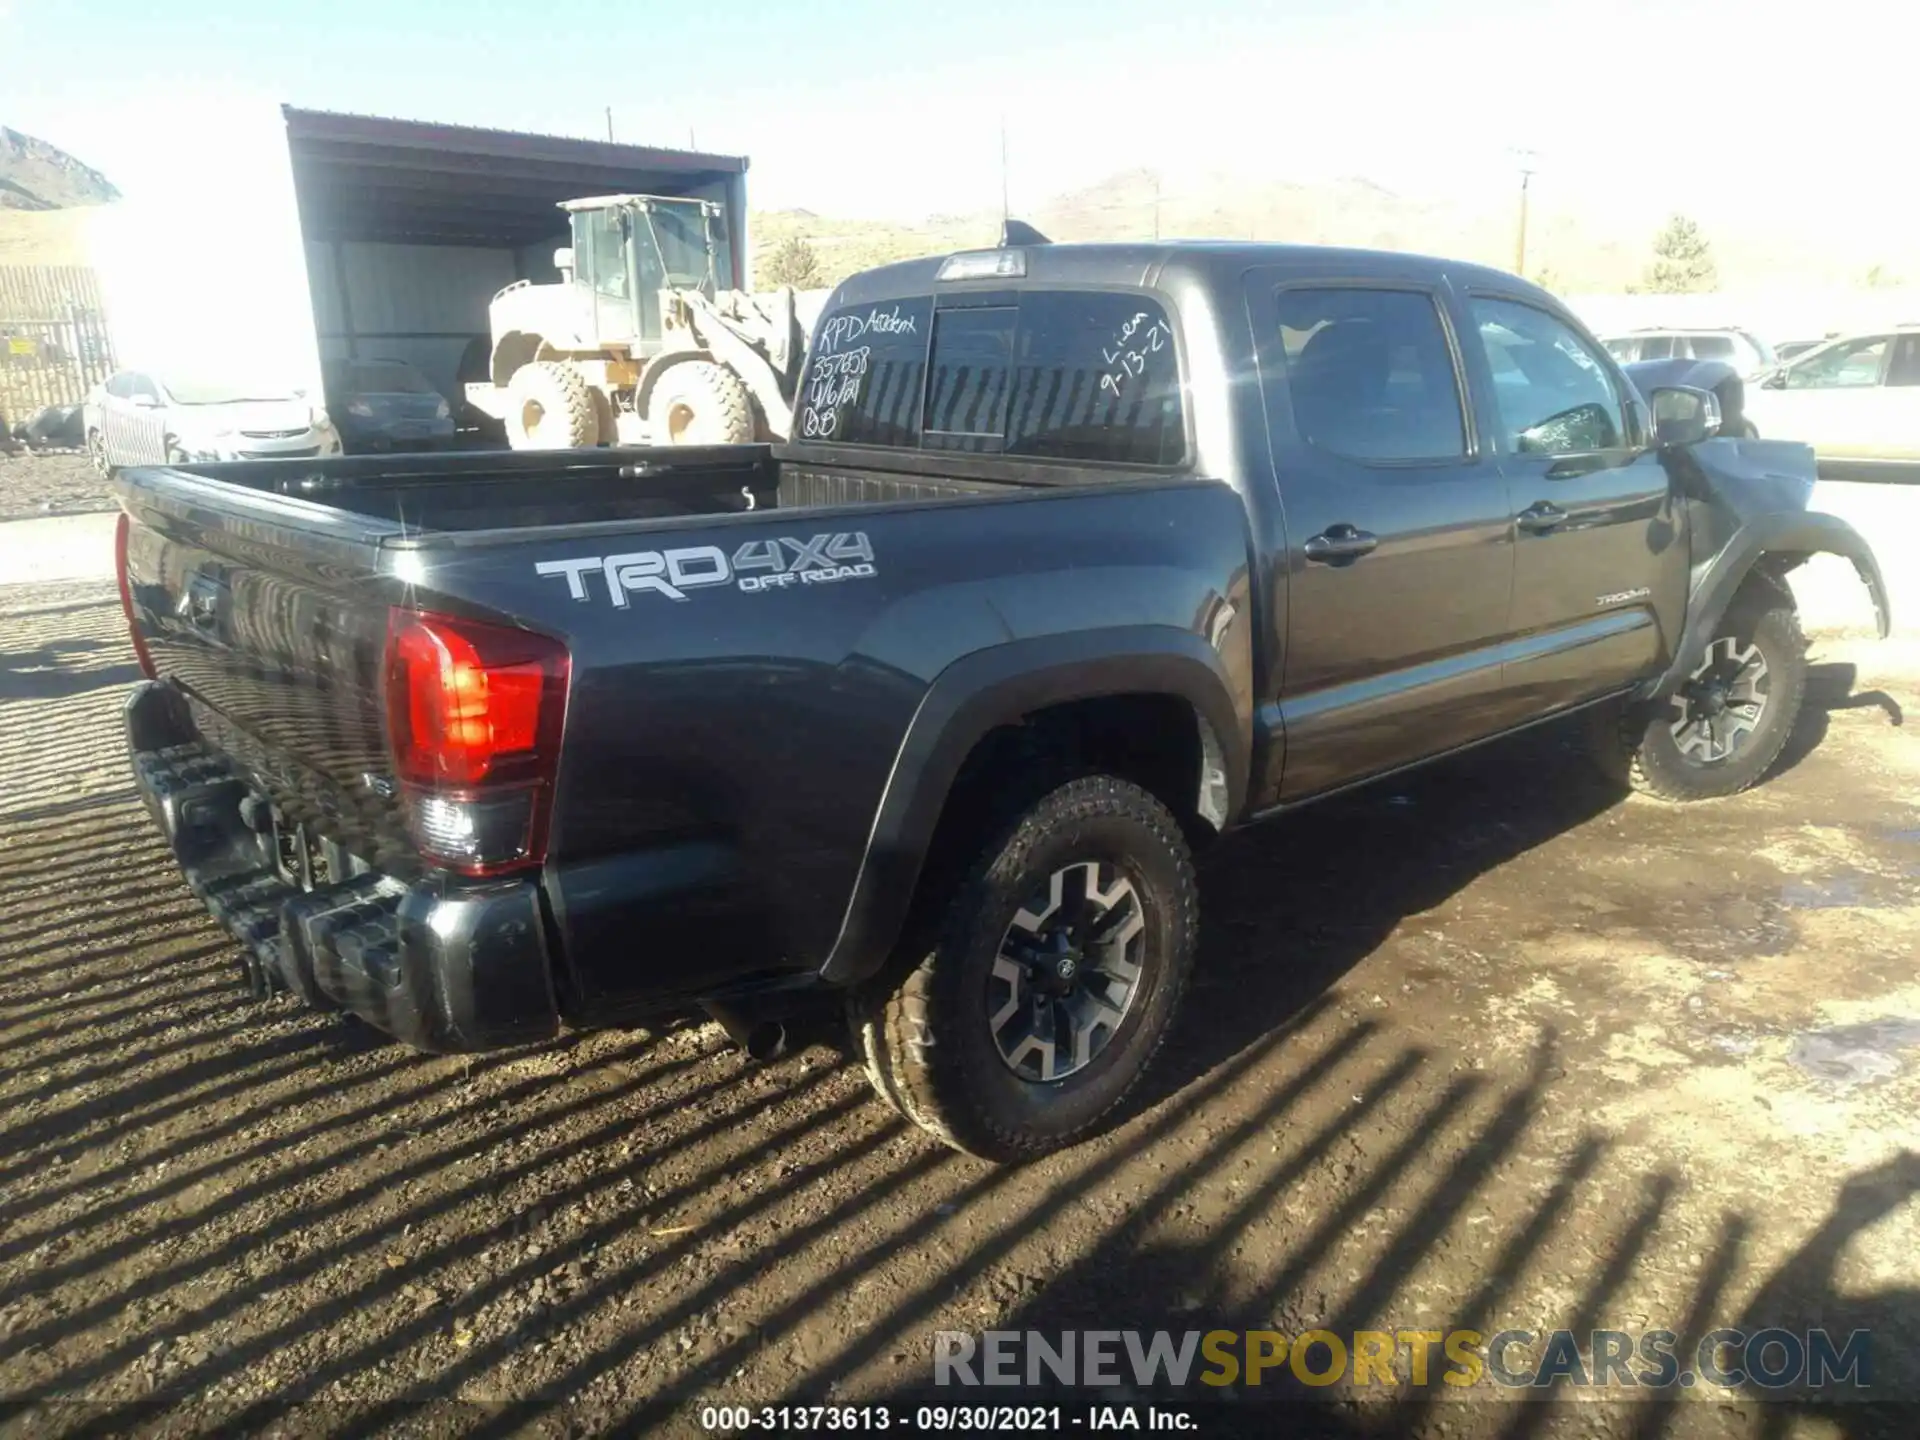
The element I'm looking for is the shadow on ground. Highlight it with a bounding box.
[3,617,1917,1438]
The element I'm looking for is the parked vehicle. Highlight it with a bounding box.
[1601,327,1778,378]
[115,236,1888,1160]
[15,403,84,450]
[1773,337,1833,364]
[85,370,342,473]
[322,358,456,453]
[1744,326,1920,464]
[464,194,812,450]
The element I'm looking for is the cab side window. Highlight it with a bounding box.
[1470,298,1624,455]
[1276,287,1466,462]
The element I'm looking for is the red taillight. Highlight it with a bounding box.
[383,609,569,875]
[114,512,158,680]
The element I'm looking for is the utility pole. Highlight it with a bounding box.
[1510,148,1538,277]
[605,107,614,142]
[1000,118,1010,224]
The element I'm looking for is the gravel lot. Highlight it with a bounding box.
[0,451,112,521]
[2,587,1918,1438]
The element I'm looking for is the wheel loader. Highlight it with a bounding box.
[464,194,816,449]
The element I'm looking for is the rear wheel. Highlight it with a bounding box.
[505,361,600,450]
[1599,599,1806,800]
[650,360,753,446]
[850,776,1196,1160]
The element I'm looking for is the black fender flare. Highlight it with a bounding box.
[817,627,1248,986]
[1640,511,1890,699]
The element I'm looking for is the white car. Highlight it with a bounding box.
[1601,328,1778,380]
[1743,327,1920,464]
[84,370,342,472]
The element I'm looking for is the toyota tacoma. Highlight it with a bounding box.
[115,234,1890,1159]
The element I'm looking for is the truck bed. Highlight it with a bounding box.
[159,445,1033,535]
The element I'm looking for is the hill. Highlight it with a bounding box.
[753,168,1919,296]
[0,127,119,211]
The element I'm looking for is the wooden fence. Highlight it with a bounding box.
[0,266,116,427]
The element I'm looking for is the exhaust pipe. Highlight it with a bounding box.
[703,1002,788,1062]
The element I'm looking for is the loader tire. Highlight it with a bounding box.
[506,361,600,450]
[651,361,754,446]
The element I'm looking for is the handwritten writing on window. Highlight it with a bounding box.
[799,346,870,439]
[1098,312,1173,400]
[801,305,919,437]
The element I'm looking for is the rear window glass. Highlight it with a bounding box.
[924,307,1016,449]
[798,290,1186,466]
[1009,292,1185,465]
[799,298,931,446]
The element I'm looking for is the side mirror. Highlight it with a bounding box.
[553,246,576,282]
[1649,385,1722,448]
[1761,368,1788,390]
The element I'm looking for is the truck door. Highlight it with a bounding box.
[573,208,638,350]
[1459,295,1682,715]
[1248,278,1516,800]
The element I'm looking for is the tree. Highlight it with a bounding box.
[761,235,824,289]
[1642,214,1717,294]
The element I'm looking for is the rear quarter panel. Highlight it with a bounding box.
[409,476,1256,1011]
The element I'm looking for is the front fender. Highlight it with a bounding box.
[1641,510,1890,699]
[817,627,1247,985]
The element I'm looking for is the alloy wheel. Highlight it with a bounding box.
[988,859,1148,1083]
[1670,635,1770,763]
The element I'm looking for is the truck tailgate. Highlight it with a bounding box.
[120,485,410,874]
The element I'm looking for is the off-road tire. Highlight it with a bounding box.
[650,361,754,445]
[506,361,600,450]
[850,776,1197,1161]
[1599,600,1806,801]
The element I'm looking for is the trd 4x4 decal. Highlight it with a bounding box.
[536,532,877,605]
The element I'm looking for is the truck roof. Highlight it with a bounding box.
[827,240,1544,309]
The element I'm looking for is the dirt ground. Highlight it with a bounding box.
[2,585,1918,1439]
[0,452,111,522]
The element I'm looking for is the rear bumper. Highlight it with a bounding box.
[126,681,560,1053]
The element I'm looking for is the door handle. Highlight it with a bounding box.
[1517,501,1567,534]
[1303,524,1379,564]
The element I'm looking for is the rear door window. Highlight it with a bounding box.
[799,290,1186,465]
[1888,334,1920,387]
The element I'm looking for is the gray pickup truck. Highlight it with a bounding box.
[116,233,1889,1160]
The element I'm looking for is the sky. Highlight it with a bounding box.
[2,0,1910,235]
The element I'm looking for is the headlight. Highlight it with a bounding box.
[434,397,451,420]
[311,408,332,430]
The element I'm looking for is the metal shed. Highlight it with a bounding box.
[282,107,750,401]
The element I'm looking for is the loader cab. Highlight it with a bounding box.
[561,196,735,359]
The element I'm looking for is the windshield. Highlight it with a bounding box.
[646,201,729,291]
[163,379,300,406]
